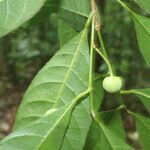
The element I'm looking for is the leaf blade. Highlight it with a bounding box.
[0,103,74,150]
[0,0,46,37]
[13,29,92,149]
[117,0,150,64]
[15,30,88,125]
[130,112,150,150]
[47,0,91,30]
[84,110,128,150]
[131,88,150,111]
[58,19,78,47]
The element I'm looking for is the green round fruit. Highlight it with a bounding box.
[102,76,123,93]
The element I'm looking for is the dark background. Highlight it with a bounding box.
[0,0,149,149]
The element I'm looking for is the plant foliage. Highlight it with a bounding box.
[0,0,150,149]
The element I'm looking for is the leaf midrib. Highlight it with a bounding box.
[35,98,77,149]
[132,12,150,35]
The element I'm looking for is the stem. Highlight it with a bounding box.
[89,14,95,115]
[120,90,133,95]
[94,46,114,76]
[75,89,91,102]
[85,11,95,30]
[97,32,108,59]
[121,89,150,99]
[86,11,96,89]
[91,0,101,31]
[89,20,95,89]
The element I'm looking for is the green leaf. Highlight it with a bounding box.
[117,0,150,64]
[28,0,59,25]
[0,102,75,150]
[57,20,104,149]
[134,0,150,12]
[131,88,150,111]
[91,74,104,112]
[58,19,78,47]
[56,23,92,150]
[99,110,126,141]
[133,16,150,64]
[47,0,91,30]
[13,29,92,149]
[84,110,128,150]
[0,0,46,37]
[84,119,101,150]
[130,112,150,150]
[28,0,91,28]
[14,29,89,127]
[120,0,150,17]
[96,119,132,150]
[60,77,104,150]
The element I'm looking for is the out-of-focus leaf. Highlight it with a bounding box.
[131,88,150,111]
[0,0,46,37]
[134,0,150,13]
[120,0,150,17]
[118,0,150,64]
[0,0,4,3]
[130,112,150,150]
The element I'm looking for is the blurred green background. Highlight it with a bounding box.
[0,0,149,148]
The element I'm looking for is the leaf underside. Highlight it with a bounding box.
[0,105,72,150]
[0,30,92,150]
